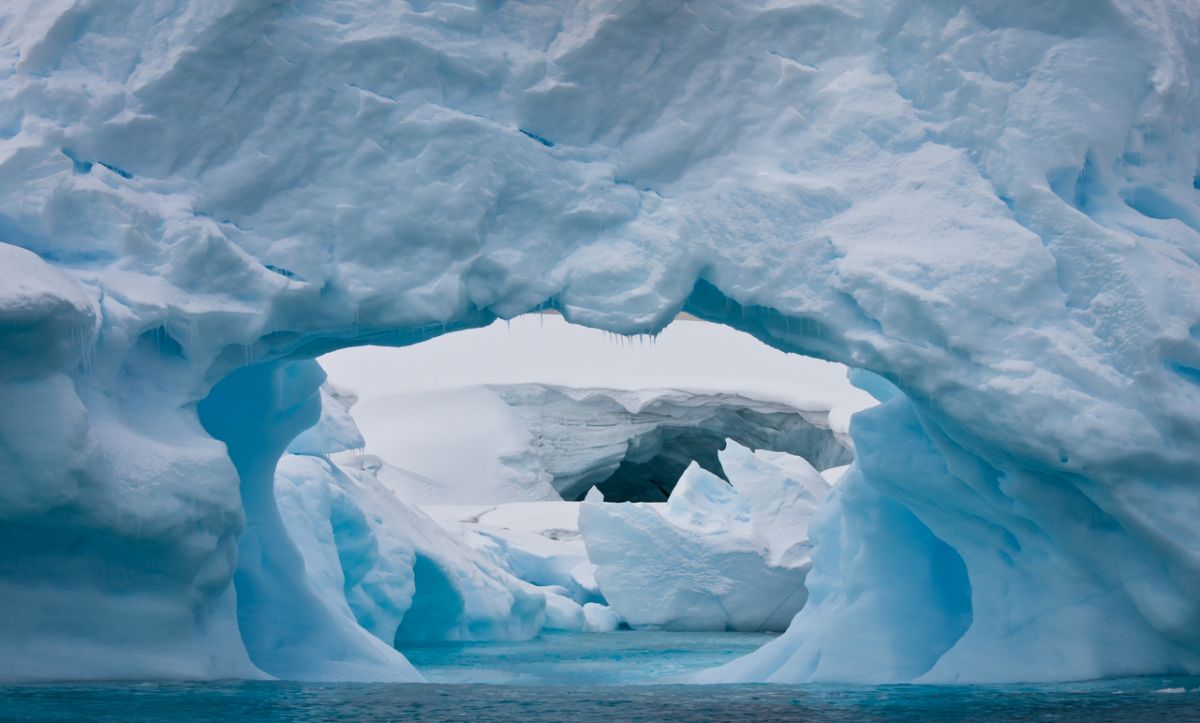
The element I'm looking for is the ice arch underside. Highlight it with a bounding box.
[1,0,1199,684]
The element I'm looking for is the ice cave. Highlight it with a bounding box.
[2,0,1200,718]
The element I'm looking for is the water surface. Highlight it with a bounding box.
[4,632,1198,721]
[402,630,775,684]
[6,679,1200,722]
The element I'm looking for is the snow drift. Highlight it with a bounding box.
[1,0,1199,683]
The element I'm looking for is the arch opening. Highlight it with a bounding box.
[194,305,909,682]
[111,275,1163,687]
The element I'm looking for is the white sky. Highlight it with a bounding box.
[320,313,872,412]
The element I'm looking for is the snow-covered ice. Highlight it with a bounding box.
[322,315,871,503]
[272,386,633,677]
[1,0,1198,684]
[421,500,603,607]
[580,442,829,632]
[334,380,856,505]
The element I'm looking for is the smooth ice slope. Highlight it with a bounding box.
[419,500,624,632]
[280,384,583,654]
[422,502,602,607]
[579,442,829,631]
[278,455,548,649]
[1,0,1199,683]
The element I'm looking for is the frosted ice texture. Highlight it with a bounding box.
[1,0,1198,683]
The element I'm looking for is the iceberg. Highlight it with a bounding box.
[579,442,828,631]
[490,384,851,502]
[0,0,1198,683]
[320,315,873,505]
[277,456,549,651]
[281,385,634,670]
[277,384,558,657]
[270,453,424,681]
[342,382,854,504]
[421,500,603,606]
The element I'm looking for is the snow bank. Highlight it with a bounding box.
[321,314,873,429]
[491,384,851,502]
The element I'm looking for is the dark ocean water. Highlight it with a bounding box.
[5,680,1200,722]
[3,633,1198,722]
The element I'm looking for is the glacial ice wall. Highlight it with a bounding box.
[277,453,548,650]
[1,0,1199,682]
[316,316,873,504]
[490,383,852,501]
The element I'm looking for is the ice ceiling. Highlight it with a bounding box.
[1,0,1199,683]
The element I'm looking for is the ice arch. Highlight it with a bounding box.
[452,383,852,502]
[1,0,1199,683]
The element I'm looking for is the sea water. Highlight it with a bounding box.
[3,632,1199,721]
[402,630,776,685]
